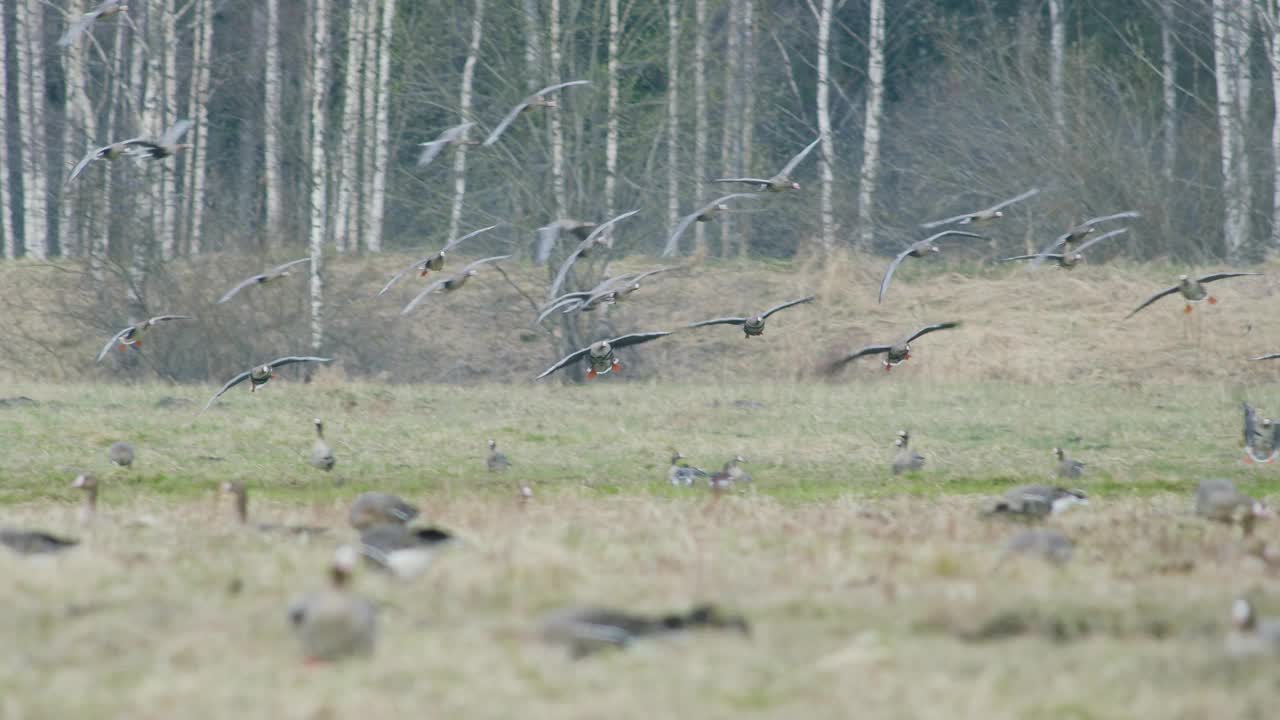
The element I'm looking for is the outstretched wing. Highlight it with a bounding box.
[266,257,311,277]
[877,247,916,305]
[95,326,134,363]
[579,209,639,250]
[535,347,593,380]
[997,254,1047,263]
[904,321,960,344]
[687,317,747,329]
[1198,271,1261,285]
[416,140,449,168]
[1032,226,1131,269]
[1252,353,1280,361]
[760,295,816,320]
[1124,285,1179,319]
[710,177,772,187]
[925,229,986,244]
[159,119,193,147]
[146,314,194,325]
[920,187,1040,230]
[459,254,513,274]
[1076,210,1141,228]
[536,296,587,325]
[607,331,673,349]
[378,260,427,297]
[548,211,639,299]
[58,13,98,47]
[825,345,893,372]
[401,276,455,315]
[200,369,253,414]
[662,194,758,257]
[533,79,590,98]
[1070,227,1129,255]
[217,273,268,304]
[483,103,534,146]
[66,146,109,184]
[775,137,821,178]
[442,224,499,253]
[267,356,332,371]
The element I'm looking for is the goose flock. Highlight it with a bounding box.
[14,0,1280,667]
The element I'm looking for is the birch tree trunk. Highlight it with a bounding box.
[1264,0,1280,250]
[16,0,49,259]
[854,0,885,251]
[1161,0,1178,182]
[548,0,568,217]
[0,0,12,259]
[522,0,544,93]
[187,0,213,255]
[1232,0,1253,257]
[264,0,284,244]
[93,20,128,287]
[334,1,367,254]
[361,1,380,251]
[1048,0,1065,148]
[367,0,395,253]
[309,0,331,353]
[60,0,94,259]
[604,0,620,243]
[665,0,681,246]
[446,0,485,244]
[1213,0,1249,260]
[816,0,835,256]
[718,0,741,257]
[693,0,708,256]
[738,0,755,258]
[159,0,178,260]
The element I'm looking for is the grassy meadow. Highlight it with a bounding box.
[3,378,1280,718]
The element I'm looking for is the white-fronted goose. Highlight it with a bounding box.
[540,604,749,658]
[998,528,1073,565]
[59,0,126,47]
[199,357,332,415]
[349,492,419,531]
[221,481,327,536]
[536,331,672,380]
[416,122,476,168]
[920,187,1040,229]
[535,219,598,265]
[95,315,193,362]
[67,137,145,185]
[72,473,100,525]
[707,455,748,491]
[216,258,310,304]
[712,137,819,192]
[487,440,509,472]
[1001,228,1129,270]
[310,419,335,472]
[1226,598,1280,657]
[0,529,79,555]
[1125,272,1260,319]
[668,451,709,486]
[892,431,924,475]
[126,119,193,160]
[287,546,377,662]
[1053,448,1084,479]
[661,193,761,256]
[1196,479,1271,534]
[400,255,512,316]
[985,485,1088,519]
[1242,402,1279,464]
[378,226,499,296]
[1027,212,1140,268]
[825,322,960,374]
[483,80,590,146]
[358,524,455,579]
[547,210,640,300]
[537,268,672,324]
[108,441,134,468]
[878,231,985,304]
[687,296,815,338]
[1250,352,1280,362]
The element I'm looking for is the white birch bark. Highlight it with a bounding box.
[309,0,331,352]
[361,1,380,251]
[334,0,367,254]
[1213,0,1248,261]
[16,0,49,259]
[187,0,213,255]
[1161,0,1177,181]
[60,0,94,259]
[665,0,681,245]
[693,0,708,255]
[855,0,885,251]
[548,0,567,217]
[718,0,740,257]
[816,0,835,255]
[367,0,395,253]
[1048,0,1065,147]
[264,0,284,242]
[522,0,544,93]
[604,0,620,244]
[159,0,178,260]
[0,0,12,259]
[447,0,485,243]
[93,20,127,286]
[738,0,754,258]
[1264,0,1280,249]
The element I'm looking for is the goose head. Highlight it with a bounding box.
[489,439,498,450]
[331,545,358,588]
[1053,447,1064,460]
[1232,597,1256,630]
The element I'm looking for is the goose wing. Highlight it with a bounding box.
[537,296,587,324]
[535,346,594,380]
[710,177,773,187]
[877,246,917,305]
[1198,271,1261,285]
[775,137,821,178]
[1124,285,1180,319]
[200,369,254,414]
[662,194,758,257]
[266,356,332,371]
[1069,227,1129,255]
[159,119,193,147]
[458,254,513,275]
[145,314,194,326]
[825,345,893,372]
[997,254,1048,263]
[441,224,499,252]
[217,272,269,304]
[95,326,135,363]
[919,187,1040,230]
[483,81,588,147]
[608,331,672,349]
[687,316,747,329]
[548,210,638,298]
[1252,353,1280,361]
[401,276,456,315]
[903,321,960,344]
[759,295,816,319]
[416,122,475,167]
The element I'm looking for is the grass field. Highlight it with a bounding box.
[4,379,1280,718]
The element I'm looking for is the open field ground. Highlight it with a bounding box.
[4,380,1280,718]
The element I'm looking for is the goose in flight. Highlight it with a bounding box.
[877,230,985,304]
[999,228,1129,270]
[96,315,193,362]
[483,80,590,146]
[217,258,310,304]
[712,137,819,192]
[126,119,193,160]
[825,322,960,373]
[400,255,512,315]
[1125,272,1260,319]
[377,225,499,296]
[546,209,640,300]
[919,188,1040,230]
[662,193,761,256]
[199,356,332,414]
[59,0,127,48]
[536,331,672,380]
[416,122,476,168]
[1026,212,1140,268]
[687,296,815,338]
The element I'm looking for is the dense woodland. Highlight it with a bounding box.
[0,0,1274,379]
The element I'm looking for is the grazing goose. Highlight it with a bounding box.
[985,485,1088,520]
[199,356,332,415]
[919,188,1041,230]
[287,546,377,662]
[1195,479,1271,534]
[95,315,194,362]
[378,226,499,296]
[707,456,748,491]
[483,80,590,146]
[1125,272,1260,319]
[221,481,327,536]
[1053,448,1085,479]
[416,122,477,168]
[998,528,1073,565]
[892,431,925,475]
[358,524,455,579]
[1000,228,1129,270]
[108,441,134,468]
[1027,213,1140,268]
[125,119,193,160]
[487,440,510,473]
[310,419,336,472]
[668,452,709,486]
[712,137,819,192]
[400,255,512,316]
[0,529,79,555]
[349,492,419,531]
[535,219,598,265]
[216,258,310,304]
[67,137,145,185]
[824,322,960,374]
[536,331,673,381]
[687,296,816,338]
[662,193,761,256]
[877,231,986,304]
[59,0,127,47]
[547,210,641,300]
[1243,402,1280,463]
[1226,598,1280,657]
[540,604,749,658]
[71,474,100,525]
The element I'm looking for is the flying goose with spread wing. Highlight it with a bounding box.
[95,315,193,362]
[825,322,961,374]
[400,255,512,315]
[217,258,310,304]
[877,230,985,304]
[546,210,640,300]
[536,332,672,380]
[1000,228,1129,270]
[483,80,590,146]
[1125,272,1260,319]
[199,357,332,414]
[1026,212,1140,268]
[378,225,499,296]
[687,296,815,338]
[662,193,761,256]
[416,122,477,168]
[919,188,1040,230]
[712,138,819,192]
